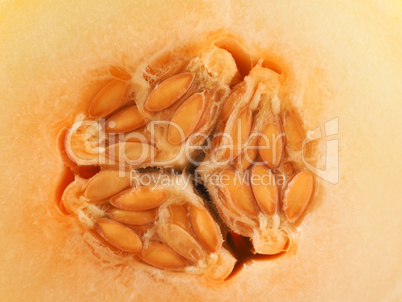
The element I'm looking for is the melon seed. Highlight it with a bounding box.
[145,72,195,111]
[94,218,142,253]
[283,170,314,223]
[110,186,168,211]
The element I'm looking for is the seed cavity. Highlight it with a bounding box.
[58,34,320,281]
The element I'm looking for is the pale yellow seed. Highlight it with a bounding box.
[85,170,130,201]
[139,242,187,270]
[106,207,157,225]
[106,105,147,133]
[250,164,278,216]
[145,72,195,111]
[220,81,247,122]
[221,169,258,216]
[188,205,220,252]
[94,218,142,253]
[109,66,131,81]
[106,142,154,165]
[61,178,86,214]
[167,93,205,145]
[168,204,192,234]
[88,80,128,118]
[283,170,314,223]
[64,122,103,165]
[110,186,167,211]
[258,120,283,168]
[160,223,205,263]
[283,111,303,151]
[273,162,293,199]
[223,108,252,159]
[204,248,237,282]
[234,135,259,171]
[252,229,288,255]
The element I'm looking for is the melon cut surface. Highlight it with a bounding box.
[0,0,401,301]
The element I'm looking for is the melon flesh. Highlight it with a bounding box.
[0,0,401,301]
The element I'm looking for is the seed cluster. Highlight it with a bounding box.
[59,34,317,283]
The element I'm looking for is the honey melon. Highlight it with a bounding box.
[1,0,401,301]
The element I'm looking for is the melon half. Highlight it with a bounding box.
[0,0,401,301]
